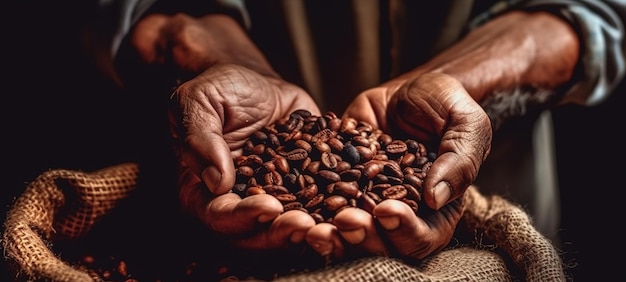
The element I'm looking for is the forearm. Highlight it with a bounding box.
[385,11,580,105]
[131,13,277,79]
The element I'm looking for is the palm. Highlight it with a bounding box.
[311,73,490,260]
[171,64,320,250]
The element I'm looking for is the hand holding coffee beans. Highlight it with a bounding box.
[232,110,437,223]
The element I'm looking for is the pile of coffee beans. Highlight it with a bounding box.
[232,110,437,223]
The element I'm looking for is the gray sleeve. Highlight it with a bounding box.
[469,0,625,106]
[522,0,626,106]
[96,0,249,57]
[82,0,249,86]
[97,0,158,61]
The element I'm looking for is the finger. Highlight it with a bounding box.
[374,198,464,259]
[390,73,491,210]
[182,127,237,194]
[170,89,238,195]
[306,223,345,257]
[422,103,491,210]
[230,209,316,250]
[206,193,284,235]
[333,207,389,257]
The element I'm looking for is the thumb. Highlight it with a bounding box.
[422,108,492,210]
[181,131,237,195]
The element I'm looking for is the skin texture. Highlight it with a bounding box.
[128,10,579,259]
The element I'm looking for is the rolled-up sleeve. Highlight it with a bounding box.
[523,0,626,106]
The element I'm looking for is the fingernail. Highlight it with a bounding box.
[202,166,221,193]
[378,216,401,230]
[309,241,333,256]
[434,181,452,209]
[257,213,275,223]
[341,228,366,244]
[290,230,307,244]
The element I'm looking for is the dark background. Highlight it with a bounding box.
[2,1,624,281]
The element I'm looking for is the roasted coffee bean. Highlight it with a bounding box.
[284,201,304,211]
[324,195,348,212]
[297,184,319,200]
[231,110,439,222]
[382,185,408,200]
[320,152,338,169]
[305,194,325,209]
[275,193,298,203]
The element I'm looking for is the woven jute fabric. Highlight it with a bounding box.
[2,163,566,281]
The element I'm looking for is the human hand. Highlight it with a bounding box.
[306,10,579,260]
[171,64,322,250]
[128,12,323,250]
[306,73,490,260]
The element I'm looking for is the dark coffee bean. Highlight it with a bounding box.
[341,143,360,164]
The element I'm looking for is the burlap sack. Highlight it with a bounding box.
[1,162,566,281]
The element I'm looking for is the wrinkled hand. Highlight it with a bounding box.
[309,10,578,260]
[130,13,323,250]
[170,64,321,250]
[307,73,491,259]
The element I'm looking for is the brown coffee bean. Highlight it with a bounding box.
[386,140,408,155]
[339,169,361,182]
[318,170,341,183]
[263,184,289,195]
[334,161,352,173]
[286,148,309,161]
[356,146,374,162]
[304,160,321,175]
[382,185,408,200]
[331,181,362,198]
[273,156,290,174]
[283,201,303,212]
[328,137,344,152]
[324,195,348,212]
[236,166,255,178]
[311,128,336,143]
[246,186,266,196]
[320,152,338,169]
[297,184,318,200]
[295,139,312,153]
[305,194,325,209]
[404,174,424,190]
[231,110,438,223]
[263,171,283,186]
[314,141,331,155]
[275,193,298,203]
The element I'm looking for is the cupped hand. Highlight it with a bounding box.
[307,73,491,259]
[346,72,491,210]
[171,63,321,249]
